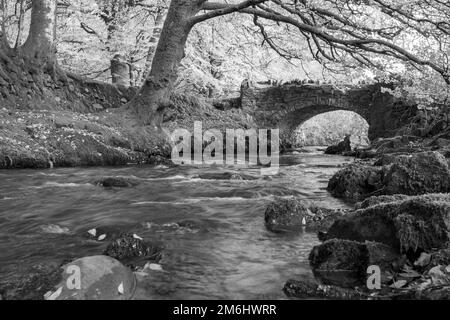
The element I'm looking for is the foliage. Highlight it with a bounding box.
[293,111,369,147]
[0,0,449,104]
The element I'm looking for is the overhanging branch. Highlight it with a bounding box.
[191,0,268,25]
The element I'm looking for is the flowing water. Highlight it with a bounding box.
[0,149,355,299]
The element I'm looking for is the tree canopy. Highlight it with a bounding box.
[0,0,449,122]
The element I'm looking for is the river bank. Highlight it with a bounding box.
[281,128,450,299]
[0,92,256,170]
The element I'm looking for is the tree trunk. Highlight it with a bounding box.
[14,0,26,49]
[0,29,7,51]
[0,1,10,51]
[21,0,56,66]
[140,8,166,83]
[111,54,131,87]
[129,0,205,126]
[104,6,131,87]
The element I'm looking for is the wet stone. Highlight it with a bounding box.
[103,233,163,268]
[51,255,136,300]
[96,177,138,188]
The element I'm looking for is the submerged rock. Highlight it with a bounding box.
[283,278,417,300]
[325,135,352,155]
[0,263,62,300]
[104,233,163,267]
[328,152,450,201]
[283,278,368,299]
[324,194,450,253]
[197,172,258,181]
[264,197,344,232]
[96,177,138,188]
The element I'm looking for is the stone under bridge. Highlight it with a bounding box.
[240,82,417,148]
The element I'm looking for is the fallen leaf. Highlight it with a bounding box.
[45,287,63,300]
[43,291,53,300]
[118,282,124,295]
[98,234,106,241]
[390,280,407,289]
[88,228,96,237]
[133,234,143,241]
[144,263,163,271]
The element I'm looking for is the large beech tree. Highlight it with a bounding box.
[21,0,57,69]
[1,0,449,126]
[130,0,450,126]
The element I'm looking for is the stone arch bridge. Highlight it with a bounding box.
[240,82,417,148]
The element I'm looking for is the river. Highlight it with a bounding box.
[0,148,355,299]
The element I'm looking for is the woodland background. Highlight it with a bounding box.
[0,0,449,145]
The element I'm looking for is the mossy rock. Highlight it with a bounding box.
[104,233,163,267]
[325,194,450,253]
[264,198,309,232]
[283,278,368,299]
[309,239,400,288]
[327,164,383,201]
[382,151,450,196]
[329,152,450,201]
[265,197,345,232]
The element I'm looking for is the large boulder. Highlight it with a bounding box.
[327,164,383,201]
[328,152,450,201]
[325,136,352,155]
[264,197,344,232]
[382,151,450,195]
[309,239,369,287]
[51,256,136,300]
[309,239,400,288]
[324,194,450,253]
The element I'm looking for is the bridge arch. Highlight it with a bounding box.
[275,104,370,148]
[290,110,369,148]
[240,82,418,148]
